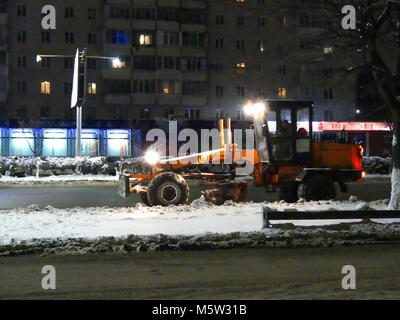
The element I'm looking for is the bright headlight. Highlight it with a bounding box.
[144,150,160,165]
[244,101,266,118]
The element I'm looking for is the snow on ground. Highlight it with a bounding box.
[362,174,391,180]
[0,174,118,185]
[0,198,397,246]
[0,172,390,185]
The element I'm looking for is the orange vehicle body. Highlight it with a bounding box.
[252,141,363,187]
[313,141,363,171]
[122,101,363,205]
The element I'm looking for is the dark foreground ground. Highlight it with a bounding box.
[1,244,399,299]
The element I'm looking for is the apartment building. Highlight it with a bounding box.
[0,0,361,124]
[0,0,8,114]
[102,0,208,121]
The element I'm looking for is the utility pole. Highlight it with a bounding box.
[73,49,87,157]
[36,50,121,158]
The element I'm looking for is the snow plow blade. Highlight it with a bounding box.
[118,174,130,198]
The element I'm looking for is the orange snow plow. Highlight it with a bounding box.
[119,100,363,206]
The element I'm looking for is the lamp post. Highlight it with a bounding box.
[36,49,120,157]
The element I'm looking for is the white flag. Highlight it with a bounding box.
[71,49,79,109]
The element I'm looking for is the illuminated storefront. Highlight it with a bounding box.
[106,129,130,157]
[42,129,68,157]
[81,129,100,157]
[10,129,35,156]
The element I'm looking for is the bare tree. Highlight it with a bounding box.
[276,0,400,208]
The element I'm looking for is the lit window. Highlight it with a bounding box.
[139,34,152,45]
[324,47,333,54]
[278,88,287,99]
[88,83,97,95]
[41,81,51,95]
[236,63,246,74]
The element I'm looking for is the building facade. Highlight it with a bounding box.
[0,0,361,125]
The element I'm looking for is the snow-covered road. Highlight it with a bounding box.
[0,198,398,246]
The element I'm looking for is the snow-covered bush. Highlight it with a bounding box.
[0,155,394,177]
[0,157,122,177]
[362,156,392,174]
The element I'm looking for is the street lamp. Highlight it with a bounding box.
[243,100,266,119]
[36,49,120,157]
[112,58,122,68]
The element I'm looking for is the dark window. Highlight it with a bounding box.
[65,32,74,43]
[64,58,74,69]
[110,7,130,19]
[88,33,97,44]
[105,80,131,94]
[41,31,50,43]
[88,8,97,20]
[87,59,97,70]
[41,57,51,68]
[40,106,50,118]
[17,5,26,17]
[17,56,26,67]
[0,0,7,14]
[132,7,156,20]
[17,81,27,94]
[17,31,26,43]
[65,7,74,18]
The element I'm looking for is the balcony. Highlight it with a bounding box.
[182,95,206,106]
[104,94,131,105]
[103,68,131,80]
[104,44,131,56]
[181,0,206,9]
[131,95,156,105]
[157,94,181,105]
[181,71,206,82]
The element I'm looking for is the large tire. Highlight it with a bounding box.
[278,183,299,203]
[298,175,337,201]
[147,172,189,206]
[139,192,151,206]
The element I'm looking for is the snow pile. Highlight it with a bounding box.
[0,156,127,178]
[0,174,118,185]
[363,156,392,174]
[0,199,399,256]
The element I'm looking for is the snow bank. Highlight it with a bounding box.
[0,156,394,178]
[0,157,120,177]
[0,174,118,185]
[363,156,392,174]
[1,199,399,256]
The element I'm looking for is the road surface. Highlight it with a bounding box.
[0,179,391,209]
[1,245,399,299]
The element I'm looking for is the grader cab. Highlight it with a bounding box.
[249,100,363,202]
[119,100,363,206]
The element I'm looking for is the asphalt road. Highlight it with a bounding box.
[0,179,391,209]
[1,245,400,299]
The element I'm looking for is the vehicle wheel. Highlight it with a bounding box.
[139,192,151,206]
[278,183,298,203]
[298,175,337,201]
[147,172,189,206]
